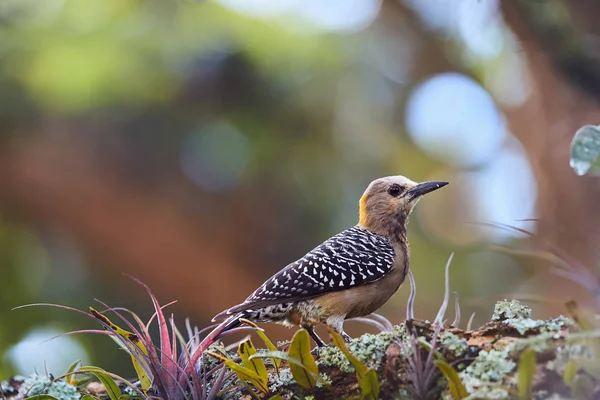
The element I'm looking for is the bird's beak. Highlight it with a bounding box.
[407,181,448,200]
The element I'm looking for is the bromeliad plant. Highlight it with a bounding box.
[15,277,258,400]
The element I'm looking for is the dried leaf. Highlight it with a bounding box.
[517,349,536,400]
[288,329,319,389]
[434,360,468,400]
[238,339,268,387]
[207,351,269,393]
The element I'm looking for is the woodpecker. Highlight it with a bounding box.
[212,176,448,346]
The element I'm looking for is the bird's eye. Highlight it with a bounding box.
[387,184,402,197]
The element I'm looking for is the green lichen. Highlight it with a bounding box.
[318,325,404,373]
[492,300,532,321]
[19,374,80,400]
[268,368,329,391]
[269,368,295,392]
[459,349,515,400]
[504,315,572,335]
[441,331,468,356]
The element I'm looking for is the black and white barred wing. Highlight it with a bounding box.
[212,227,395,320]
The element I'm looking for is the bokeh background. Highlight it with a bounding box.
[2,0,600,379]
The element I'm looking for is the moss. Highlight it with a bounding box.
[492,300,532,321]
[459,349,515,400]
[318,325,404,373]
[18,374,80,400]
[440,331,468,356]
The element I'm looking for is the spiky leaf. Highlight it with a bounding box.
[434,360,468,400]
[288,329,319,389]
[517,349,536,400]
[89,308,151,390]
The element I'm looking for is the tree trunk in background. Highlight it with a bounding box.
[500,0,600,308]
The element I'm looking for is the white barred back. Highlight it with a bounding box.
[243,227,395,305]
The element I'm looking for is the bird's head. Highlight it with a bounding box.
[358,175,448,236]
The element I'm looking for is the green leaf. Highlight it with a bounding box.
[65,360,81,385]
[80,395,101,400]
[239,318,282,371]
[563,360,579,387]
[268,396,284,400]
[517,349,536,400]
[79,366,123,400]
[360,368,380,400]
[570,125,600,176]
[288,329,319,389]
[435,360,469,400]
[238,339,268,387]
[24,396,61,400]
[207,351,269,393]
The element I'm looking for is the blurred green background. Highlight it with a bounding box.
[1,0,599,380]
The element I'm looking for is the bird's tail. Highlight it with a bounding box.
[218,312,246,333]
